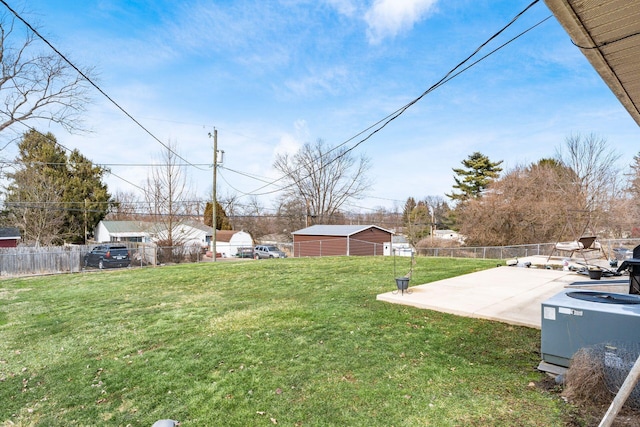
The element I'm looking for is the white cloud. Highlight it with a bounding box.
[364,0,439,44]
[324,0,359,17]
[282,66,351,98]
[273,120,308,157]
[274,133,302,158]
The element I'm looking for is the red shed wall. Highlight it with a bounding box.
[293,234,347,257]
[349,228,392,256]
[293,227,392,257]
[0,239,18,248]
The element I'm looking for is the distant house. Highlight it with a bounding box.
[291,224,393,257]
[94,221,154,243]
[434,229,463,243]
[154,221,214,250]
[94,220,213,248]
[0,227,21,248]
[93,220,253,257]
[390,234,414,257]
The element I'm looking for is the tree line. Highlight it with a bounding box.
[4,128,639,249]
[403,133,639,248]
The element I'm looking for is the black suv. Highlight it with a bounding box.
[84,244,131,269]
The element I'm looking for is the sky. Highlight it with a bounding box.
[7,0,640,214]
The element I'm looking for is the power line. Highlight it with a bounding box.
[336,10,551,161]
[0,0,549,212]
[9,122,149,192]
[0,0,207,172]
[240,0,549,198]
[0,160,211,168]
[571,30,640,50]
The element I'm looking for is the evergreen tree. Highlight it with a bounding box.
[63,150,112,243]
[447,152,503,202]
[424,196,454,231]
[4,130,111,244]
[204,201,232,230]
[402,197,417,225]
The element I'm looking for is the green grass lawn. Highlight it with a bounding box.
[0,256,572,426]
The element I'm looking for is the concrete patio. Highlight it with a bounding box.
[376,255,629,329]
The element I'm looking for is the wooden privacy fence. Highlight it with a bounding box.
[0,244,168,277]
[0,246,86,277]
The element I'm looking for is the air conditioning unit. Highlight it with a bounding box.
[541,290,640,368]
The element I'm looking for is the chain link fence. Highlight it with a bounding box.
[2,238,640,277]
[570,342,640,409]
[418,239,640,261]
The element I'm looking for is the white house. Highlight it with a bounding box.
[388,234,414,257]
[94,221,154,243]
[93,220,253,258]
[94,220,213,249]
[155,221,214,250]
[434,229,464,243]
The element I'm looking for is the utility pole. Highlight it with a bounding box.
[211,129,218,262]
[84,198,88,244]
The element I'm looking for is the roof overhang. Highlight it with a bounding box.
[545,0,640,126]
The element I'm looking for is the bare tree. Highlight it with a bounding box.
[629,152,640,199]
[273,139,371,225]
[231,196,276,240]
[625,153,640,236]
[404,200,430,248]
[0,13,91,137]
[457,161,580,246]
[218,190,239,222]
[108,190,143,220]
[274,196,306,238]
[345,206,401,232]
[144,141,190,247]
[555,133,621,232]
[5,171,65,246]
